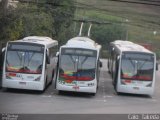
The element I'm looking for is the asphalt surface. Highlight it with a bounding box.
[0,59,160,114]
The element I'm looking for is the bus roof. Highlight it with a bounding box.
[62,37,101,50]
[111,40,153,54]
[9,36,58,47]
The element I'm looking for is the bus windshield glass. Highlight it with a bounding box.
[59,48,97,81]
[121,53,154,81]
[6,43,44,74]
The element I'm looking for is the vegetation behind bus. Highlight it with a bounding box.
[0,0,75,45]
[1,0,160,59]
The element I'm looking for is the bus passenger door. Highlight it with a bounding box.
[46,49,51,85]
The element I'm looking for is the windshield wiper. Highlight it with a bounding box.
[20,66,30,71]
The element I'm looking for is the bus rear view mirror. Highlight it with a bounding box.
[156,62,158,71]
[2,47,5,52]
[56,52,59,57]
[117,56,120,60]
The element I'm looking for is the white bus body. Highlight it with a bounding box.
[56,37,102,95]
[108,40,157,96]
[2,36,58,91]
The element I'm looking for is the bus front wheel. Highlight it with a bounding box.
[90,93,96,96]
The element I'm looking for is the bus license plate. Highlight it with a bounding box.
[77,81,85,84]
[72,86,79,90]
[137,81,143,84]
[133,87,139,90]
[19,82,26,85]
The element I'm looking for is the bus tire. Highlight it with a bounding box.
[115,85,121,95]
[58,90,64,94]
[44,77,48,91]
[50,80,53,85]
[90,88,97,96]
[116,91,121,95]
[97,84,99,89]
[90,93,96,96]
[51,70,55,84]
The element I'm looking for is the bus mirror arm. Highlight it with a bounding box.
[156,62,158,71]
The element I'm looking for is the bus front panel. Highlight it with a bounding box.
[2,42,45,90]
[57,48,98,93]
[117,52,155,95]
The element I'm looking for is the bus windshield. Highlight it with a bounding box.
[6,43,44,74]
[59,48,97,82]
[121,53,154,81]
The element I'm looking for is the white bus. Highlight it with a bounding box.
[108,40,158,96]
[2,36,58,91]
[0,48,5,87]
[56,37,102,95]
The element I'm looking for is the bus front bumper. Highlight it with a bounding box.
[56,83,97,94]
[117,85,154,96]
[2,80,44,91]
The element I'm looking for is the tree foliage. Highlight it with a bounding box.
[0,0,128,58]
[0,0,75,45]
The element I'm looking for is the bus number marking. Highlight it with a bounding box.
[133,87,139,90]
[19,82,26,85]
[72,86,79,90]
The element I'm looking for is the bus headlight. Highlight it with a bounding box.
[58,80,65,84]
[34,76,41,81]
[88,83,94,86]
[146,83,152,87]
[121,79,131,85]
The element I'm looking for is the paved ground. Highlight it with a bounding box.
[0,59,160,114]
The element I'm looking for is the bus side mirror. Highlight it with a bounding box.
[56,52,59,57]
[117,55,120,60]
[1,47,5,60]
[156,62,158,71]
[2,47,5,53]
[100,61,102,68]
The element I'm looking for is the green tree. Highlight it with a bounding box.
[0,0,75,44]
